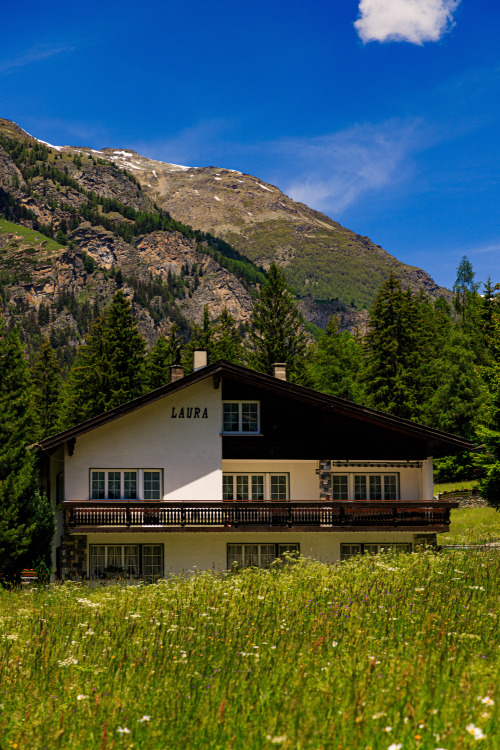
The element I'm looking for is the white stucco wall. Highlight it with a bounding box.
[85,530,420,574]
[64,379,222,501]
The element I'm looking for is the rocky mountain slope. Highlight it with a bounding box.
[0,117,450,363]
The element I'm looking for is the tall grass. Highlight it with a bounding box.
[441,507,500,545]
[1,549,498,749]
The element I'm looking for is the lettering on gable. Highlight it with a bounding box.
[171,406,208,419]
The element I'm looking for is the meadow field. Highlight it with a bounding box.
[1,513,499,749]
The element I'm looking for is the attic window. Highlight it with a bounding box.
[222,401,260,434]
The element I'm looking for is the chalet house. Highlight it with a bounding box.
[37,356,473,580]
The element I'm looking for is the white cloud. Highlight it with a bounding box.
[276,119,428,215]
[354,0,461,45]
[0,45,75,74]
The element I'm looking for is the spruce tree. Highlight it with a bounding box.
[59,291,146,428]
[212,308,244,364]
[182,306,216,373]
[363,274,432,420]
[30,339,62,439]
[0,320,54,577]
[308,316,366,402]
[248,262,308,383]
[145,324,183,390]
[453,256,480,335]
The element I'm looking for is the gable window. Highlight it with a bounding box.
[227,543,299,569]
[222,402,260,434]
[223,473,288,501]
[329,474,399,501]
[90,470,161,500]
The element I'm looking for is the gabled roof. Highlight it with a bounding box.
[36,360,475,453]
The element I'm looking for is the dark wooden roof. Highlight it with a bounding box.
[36,360,475,455]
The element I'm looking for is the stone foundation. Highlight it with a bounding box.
[58,535,87,579]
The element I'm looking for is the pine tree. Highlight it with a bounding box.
[145,324,183,390]
[308,316,366,402]
[248,263,308,383]
[0,320,54,578]
[30,339,62,439]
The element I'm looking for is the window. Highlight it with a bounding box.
[89,544,163,578]
[227,543,299,569]
[340,542,412,561]
[90,470,161,500]
[328,474,399,501]
[222,402,259,433]
[223,473,288,501]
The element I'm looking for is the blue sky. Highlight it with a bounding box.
[2,0,500,290]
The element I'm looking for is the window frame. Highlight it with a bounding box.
[340,542,412,560]
[88,543,164,579]
[227,542,300,569]
[222,401,260,435]
[329,473,400,501]
[89,469,163,501]
[222,472,289,501]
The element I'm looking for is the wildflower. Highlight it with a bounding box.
[478,696,494,705]
[415,588,425,591]
[384,726,392,732]
[138,715,151,722]
[58,657,78,667]
[466,724,486,740]
[387,744,403,750]
[76,695,88,700]
[430,709,438,714]
[372,712,386,719]
[332,641,338,647]
[117,727,131,734]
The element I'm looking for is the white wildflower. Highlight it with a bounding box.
[478,696,494,705]
[58,657,78,666]
[138,715,151,722]
[332,641,338,647]
[384,726,392,732]
[76,694,88,700]
[372,712,386,719]
[117,726,131,734]
[466,723,486,740]
[387,744,403,750]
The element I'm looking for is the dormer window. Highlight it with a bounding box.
[222,401,260,434]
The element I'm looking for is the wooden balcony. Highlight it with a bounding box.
[62,500,457,533]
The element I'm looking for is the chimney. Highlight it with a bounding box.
[170,364,184,383]
[193,349,208,371]
[273,363,287,381]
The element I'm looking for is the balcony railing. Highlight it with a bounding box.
[63,500,456,532]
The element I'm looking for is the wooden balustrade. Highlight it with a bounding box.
[62,500,456,532]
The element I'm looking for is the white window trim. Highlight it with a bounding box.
[223,472,289,501]
[329,473,399,501]
[222,401,261,435]
[90,469,163,501]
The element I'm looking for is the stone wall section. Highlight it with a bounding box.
[58,535,87,579]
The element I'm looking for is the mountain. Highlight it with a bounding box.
[0,117,450,362]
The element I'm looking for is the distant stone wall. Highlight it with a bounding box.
[438,489,487,508]
[58,535,87,579]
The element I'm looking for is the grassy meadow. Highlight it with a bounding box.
[1,511,499,749]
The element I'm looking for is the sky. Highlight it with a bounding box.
[1,0,500,290]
